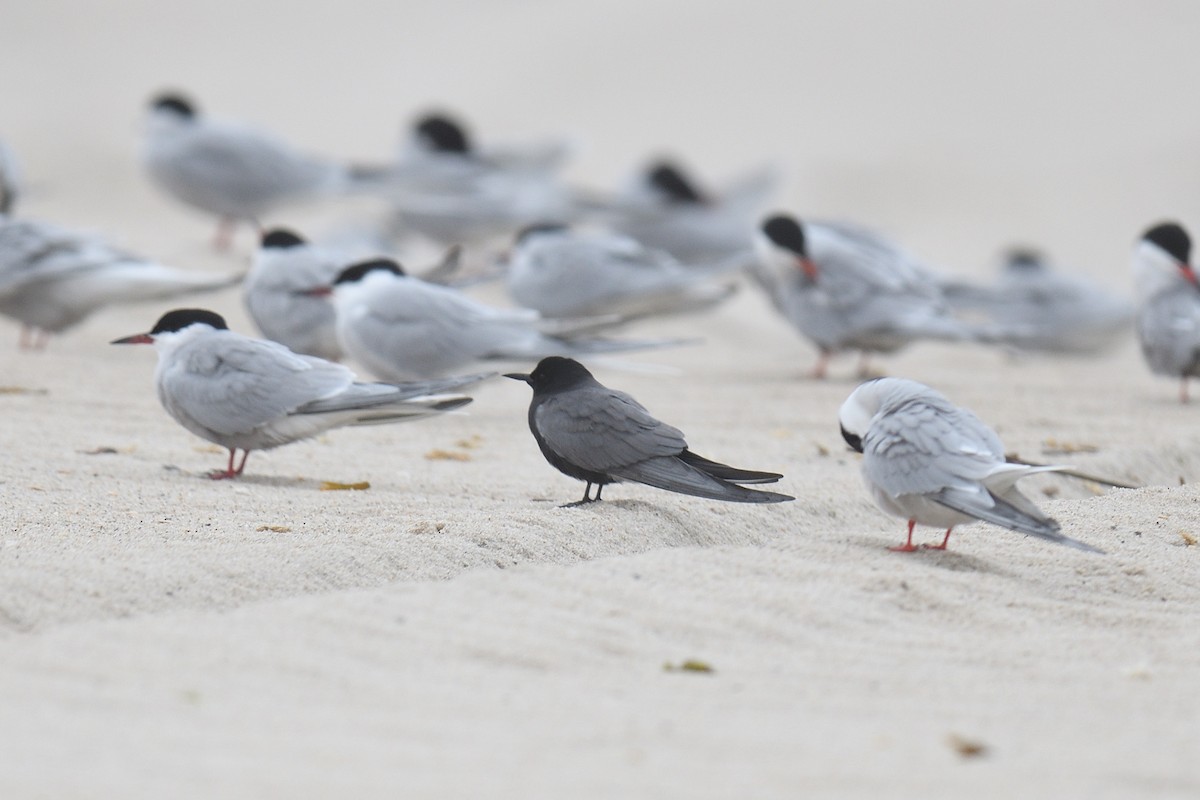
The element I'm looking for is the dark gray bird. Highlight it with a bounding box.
[506,357,794,505]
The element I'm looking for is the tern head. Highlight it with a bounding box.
[645,161,707,205]
[0,139,21,215]
[413,113,472,154]
[839,377,952,454]
[150,93,197,120]
[260,228,307,249]
[761,214,818,281]
[1142,222,1192,265]
[1003,247,1046,273]
[111,308,228,345]
[332,258,406,287]
[837,379,888,453]
[505,356,594,394]
[1134,221,1196,299]
[514,221,570,246]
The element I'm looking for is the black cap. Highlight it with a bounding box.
[515,221,570,244]
[261,229,307,249]
[151,93,197,119]
[414,113,472,154]
[333,258,406,286]
[646,161,706,204]
[150,308,228,334]
[761,214,807,257]
[523,356,595,393]
[1142,222,1191,263]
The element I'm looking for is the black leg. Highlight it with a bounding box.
[594,484,604,501]
[560,482,599,508]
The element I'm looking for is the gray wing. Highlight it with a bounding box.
[295,371,493,413]
[509,233,712,317]
[534,385,687,471]
[807,222,943,310]
[342,277,548,374]
[1137,291,1200,377]
[0,218,133,292]
[862,396,1006,497]
[152,122,340,214]
[161,333,356,436]
[244,247,345,357]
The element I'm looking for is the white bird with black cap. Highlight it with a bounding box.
[244,228,349,361]
[382,111,584,247]
[609,159,779,264]
[838,377,1103,554]
[141,92,355,249]
[0,212,240,349]
[506,222,737,319]
[326,258,688,381]
[111,308,490,479]
[753,212,992,378]
[1131,221,1200,402]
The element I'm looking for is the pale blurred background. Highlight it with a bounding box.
[4,0,1200,281]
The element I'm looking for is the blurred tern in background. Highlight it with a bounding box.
[326,258,688,381]
[506,222,737,319]
[942,247,1133,355]
[379,110,590,249]
[608,159,779,264]
[141,92,368,250]
[245,227,469,360]
[1131,221,1200,402]
[244,228,349,361]
[752,213,997,378]
[0,191,240,348]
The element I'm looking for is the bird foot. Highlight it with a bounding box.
[888,543,919,553]
[921,543,949,551]
[559,498,599,508]
[205,469,240,481]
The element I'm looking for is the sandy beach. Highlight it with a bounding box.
[1,1,1199,797]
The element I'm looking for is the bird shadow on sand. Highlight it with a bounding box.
[539,497,767,548]
[163,465,326,490]
[533,497,667,515]
[848,534,1012,577]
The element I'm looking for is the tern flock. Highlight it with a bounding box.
[2,88,1187,556]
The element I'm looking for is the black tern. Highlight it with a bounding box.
[506,357,794,506]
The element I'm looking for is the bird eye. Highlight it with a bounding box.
[840,424,863,453]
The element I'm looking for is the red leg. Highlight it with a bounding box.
[809,351,830,380]
[889,520,919,552]
[213,217,235,251]
[20,326,48,351]
[856,351,873,378]
[233,450,250,475]
[207,448,242,480]
[923,528,954,550]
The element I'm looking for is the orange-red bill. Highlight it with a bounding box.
[110,333,153,345]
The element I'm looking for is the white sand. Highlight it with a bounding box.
[1,1,1199,797]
